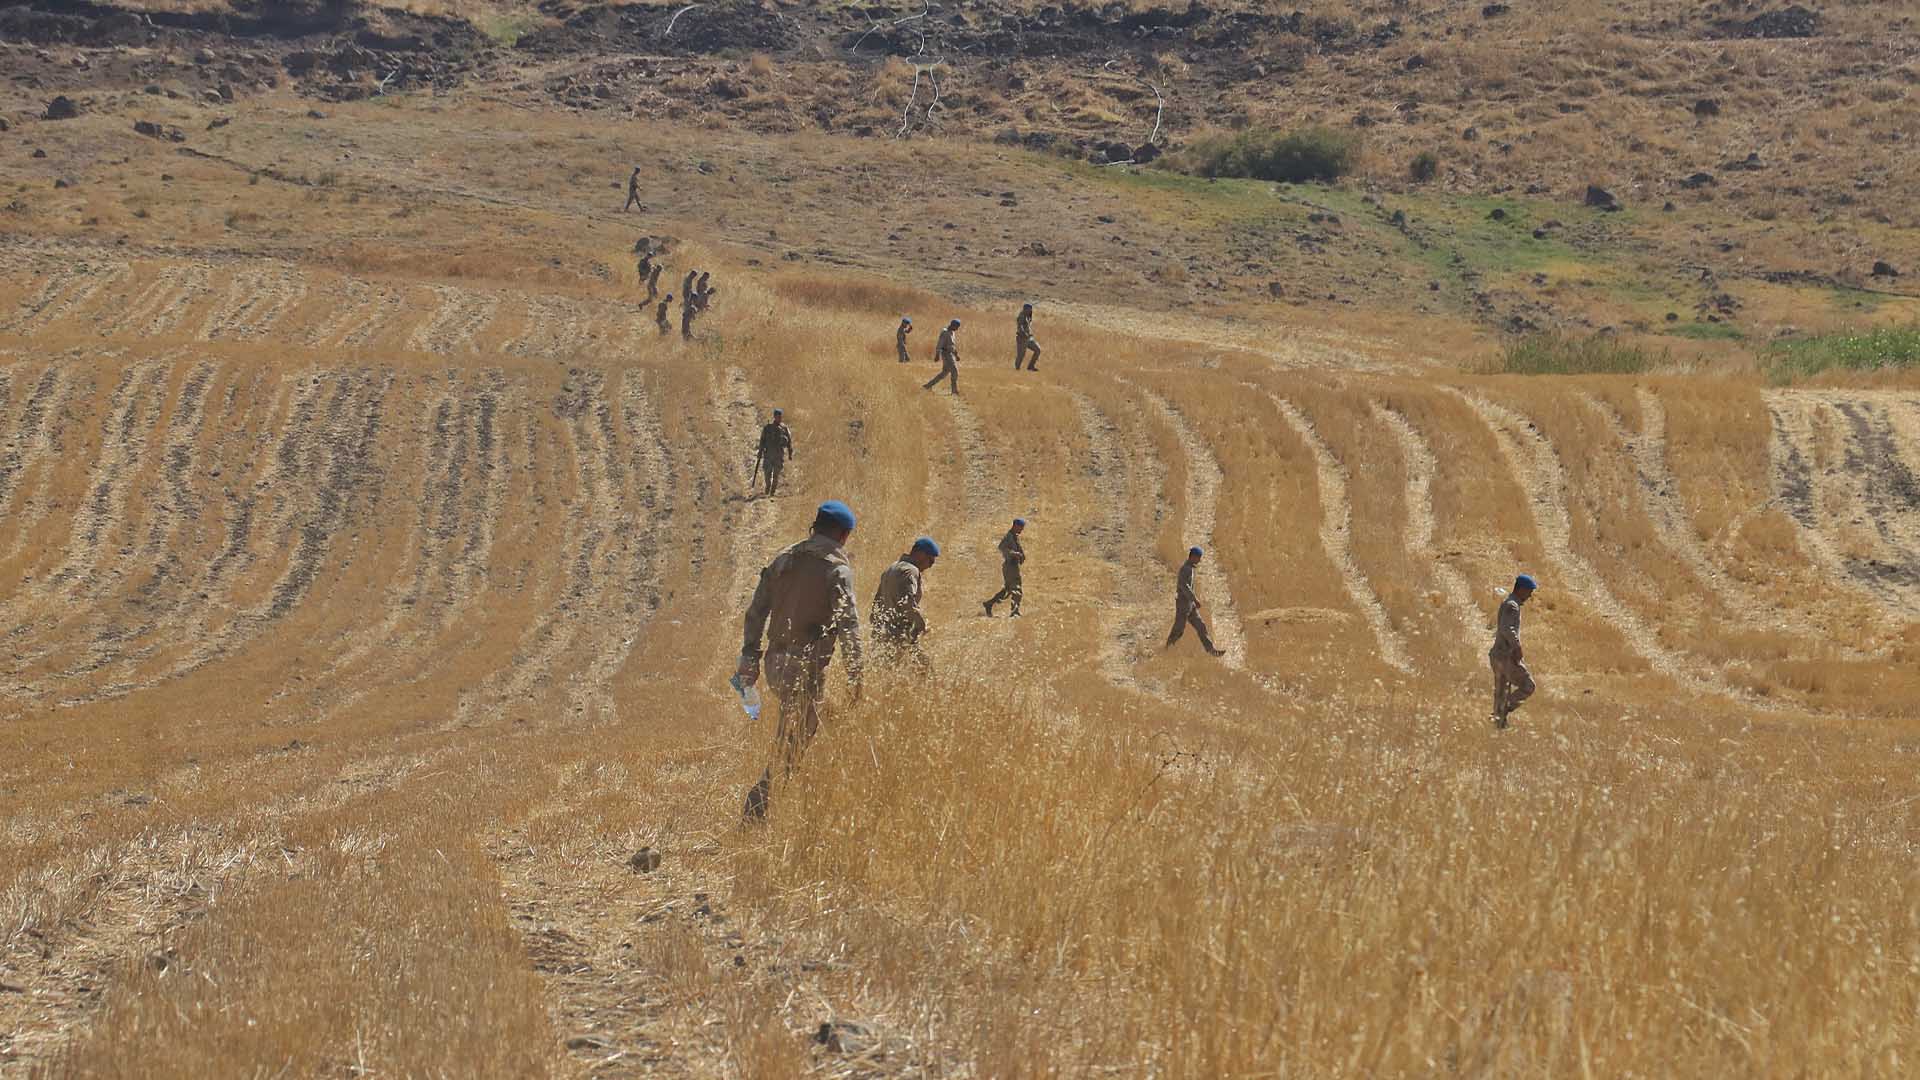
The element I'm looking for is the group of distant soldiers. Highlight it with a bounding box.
[735,490,1544,817]
[636,248,719,340]
[907,302,1044,396]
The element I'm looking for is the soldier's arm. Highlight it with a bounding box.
[741,562,775,661]
[831,564,864,687]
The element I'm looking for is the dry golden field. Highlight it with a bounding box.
[2,80,1919,1079]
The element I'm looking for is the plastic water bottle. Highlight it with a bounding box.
[729,673,762,721]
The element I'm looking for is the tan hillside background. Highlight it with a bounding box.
[3,0,1920,1076]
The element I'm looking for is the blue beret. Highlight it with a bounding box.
[815,500,856,530]
[1514,574,1538,591]
[1189,546,1204,557]
[1013,517,1026,527]
[912,536,940,557]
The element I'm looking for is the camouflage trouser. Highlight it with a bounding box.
[1490,651,1534,722]
[986,561,1022,613]
[1015,333,1041,370]
[872,629,930,678]
[923,359,958,394]
[766,648,830,773]
[624,189,641,211]
[763,458,784,496]
[643,278,659,304]
[1166,601,1217,652]
[897,339,912,363]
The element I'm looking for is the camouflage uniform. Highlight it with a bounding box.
[1165,559,1221,653]
[681,293,696,340]
[741,533,864,812]
[923,326,960,394]
[1014,308,1041,371]
[896,321,913,363]
[624,168,642,212]
[639,254,659,303]
[983,527,1024,616]
[648,264,664,300]
[757,419,794,497]
[1489,595,1535,727]
[871,555,930,674]
[655,295,673,334]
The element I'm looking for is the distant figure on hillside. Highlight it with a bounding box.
[682,269,698,301]
[981,517,1026,618]
[1166,546,1226,657]
[1490,574,1538,729]
[695,272,713,312]
[637,249,653,281]
[896,317,913,363]
[756,408,794,498]
[647,262,664,302]
[1014,302,1041,371]
[872,537,939,675]
[737,500,864,820]
[638,253,659,303]
[655,293,674,334]
[681,290,697,340]
[922,319,961,395]
[624,167,643,212]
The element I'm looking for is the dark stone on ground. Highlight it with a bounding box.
[53,177,70,188]
[815,1020,877,1055]
[1584,184,1621,211]
[1872,261,1901,278]
[44,95,79,120]
[1694,99,1721,118]
[626,847,662,873]
[32,148,47,158]
[1679,172,1716,189]
[1482,3,1510,16]
[1489,207,1506,221]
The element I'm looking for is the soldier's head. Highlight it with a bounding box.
[1012,517,1026,534]
[948,319,962,332]
[1512,573,1537,602]
[664,293,674,303]
[1021,303,1034,314]
[1188,545,1204,564]
[813,500,856,544]
[909,536,940,570]
[901,317,912,327]
[771,408,783,421]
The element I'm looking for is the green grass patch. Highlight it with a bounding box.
[482,14,540,46]
[1166,127,1360,183]
[1767,324,1920,381]
[1487,331,1661,375]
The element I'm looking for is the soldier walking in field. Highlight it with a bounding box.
[872,537,939,675]
[682,269,699,302]
[638,252,659,303]
[1166,546,1226,656]
[655,293,674,335]
[1014,302,1041,371]
[681,289,697,340]
[755,408,794,498]
[694,272,714,312]
[922,319,962,395]
[624,167,643,212]
[981,517,1026,618]
[1490,574,1538,729]
[647,262,664,302]
[896,317,913,363]
[737,500,865,820]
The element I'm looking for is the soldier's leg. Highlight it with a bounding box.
[1166,603,1188,647]
[1007,567,1023,616]
[1190,609,1218,653]
[1014,339,1024,370]
[1025,338,1041,371]
[1506,661,1535,711]
[777,664,826,775]
[948,365,959,394]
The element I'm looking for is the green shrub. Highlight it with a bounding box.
[1491,331,1659,375]
[1408,150,1439,183]
[1766,324,1920,381]
[1168,127,1361,183]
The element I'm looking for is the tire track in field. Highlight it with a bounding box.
[506,294,599,364]
[1070,389,1170,698]
[0,364,81,568]
[1372,403,1483,653]
[303,276,406,349]
[1579,389,1790,635]
[453,373,629,726]
[716,367,779,621]
[94,263,212,339]
[1133,384,1246,670]
[408,284,501,356]
[935,394,1009,561]
[0,261,130,335]
[37,360,172,597]
[197,265,310,342]
[1765,391,1920,615]
[1452,388,1772,703]
[1266,393,1413,674]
